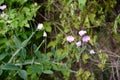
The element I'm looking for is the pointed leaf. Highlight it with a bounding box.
[1,64,20,70]
[43,70,53,74]
[0,53,7,61]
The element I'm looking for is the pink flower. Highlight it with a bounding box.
[82,35,90,42]
[79,30,87,36]
[66,36,74,43]
[76,41,81,47]
[90,50,95,54]
[0,5,7,10]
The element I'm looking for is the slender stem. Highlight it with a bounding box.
[35,40,45,53]
[8,47,22,63]
[8,31,36,63]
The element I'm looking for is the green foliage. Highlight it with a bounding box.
[0,0,119,80]
[18,70,27,80]
[114,14,120,34]
[97,53,108,70]
[76,68,95,80]
[0,0,40,34]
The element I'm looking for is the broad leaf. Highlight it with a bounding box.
[30,65,42,73]
[18,70,27,80]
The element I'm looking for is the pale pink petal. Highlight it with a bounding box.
[76,41,81,47]
[0,5,7,10]
[82,35,90,42]
[66,36,74,43]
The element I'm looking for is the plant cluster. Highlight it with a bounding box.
[0,0,120,80]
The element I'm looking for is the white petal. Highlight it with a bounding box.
[90,50,95,54]
[43,31,47,37]
[76,41,81,47]
[79,30,87,36]
[37,23,43,30]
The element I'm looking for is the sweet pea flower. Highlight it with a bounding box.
[43,31,47,37]
[76,41,81,47]
[82,35,90,42]
[37,23,43,30]
[0,5,7,10]
[66,36,74,43]
[90,50,95,54]
[79,30,87,36]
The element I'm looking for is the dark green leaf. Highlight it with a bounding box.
[0,69,3,75]
[18,70,27,80]
[79,46,86,54]
[21,39,29,47]
[13,36,21,48]
[1,64,20,70]
[0,53,7,61]
[20,48,26,60]
[30,65,42,73]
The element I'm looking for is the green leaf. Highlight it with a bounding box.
[44,22,52,32]
[67,0,73,5]
[47,41,56,48]
[114,14,120,34]
[13,36,21,48]
[21,32,35,47]
[1,64,20,70]
[82,53,90,63]
[20,48,26,60]
[43,70,53,74]
[0,53,7,61]
[30,65,43,73]
[79,46,86,55]
[0,38,7,44]
[18,70,27,80]
[0,69,3,75]
[52,64,58,70]
[51,48,57,60]
[78,0,87,10]
[17,0,27,5]
[21,39,29,47]
[25,23,30,28]
[88,13,96,24]
[84,16,90,28]
[46,26,52,32]
[76,68,84,76]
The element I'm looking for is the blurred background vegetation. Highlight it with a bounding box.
[0,0,120,80]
